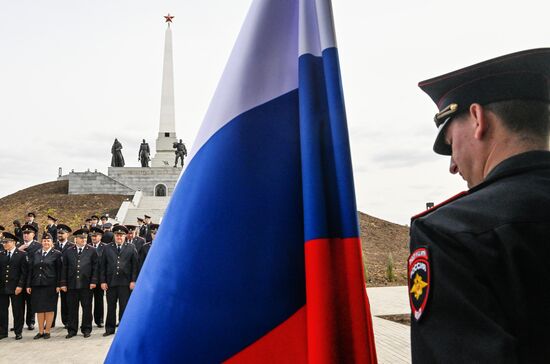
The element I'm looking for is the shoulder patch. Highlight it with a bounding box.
[408,247,431,321]
[411,191,469,221]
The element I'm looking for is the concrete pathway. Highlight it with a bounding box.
[368,286,411,364]
[1,286,410,363]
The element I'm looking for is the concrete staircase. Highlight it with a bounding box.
[116,192,170,225]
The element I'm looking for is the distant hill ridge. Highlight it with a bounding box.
[0,180,408,286]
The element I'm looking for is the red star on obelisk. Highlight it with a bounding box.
[164,13,174,27]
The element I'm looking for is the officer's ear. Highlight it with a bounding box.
[470,103,490,141]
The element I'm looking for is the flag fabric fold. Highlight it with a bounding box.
[106,0,377,362]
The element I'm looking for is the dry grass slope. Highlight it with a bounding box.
[0,180,131,232]
[0,181,410,287]
[359,211,409,286]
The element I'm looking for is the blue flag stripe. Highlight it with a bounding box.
[300,47,360,241]
[107,90,306,363]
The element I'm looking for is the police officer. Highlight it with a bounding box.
[91,215,100,228]
[89,227,106,327]
[99,215,108,230]
[100,225,138,336]
[137,217,147,240]
[26,232,62,340]
[45,215,58,243]
[102,223,114,244]
[410,48,550,363]
[54,224,73,328]
[138,224,158,275]
[18,224,41,330]
[60,229,98,338]
[126,225,146,253]
[143,215,153,242]
[0,233,27,340]
[25,213,39,239]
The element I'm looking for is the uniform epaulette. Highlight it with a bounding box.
[411,191,469,221]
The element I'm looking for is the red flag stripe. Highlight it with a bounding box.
[224,307,308,363]
[305,237,377,363]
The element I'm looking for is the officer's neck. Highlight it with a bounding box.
[482,131,550,181]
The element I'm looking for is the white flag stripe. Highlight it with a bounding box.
[186,0,299,167]
[299,0,337,57]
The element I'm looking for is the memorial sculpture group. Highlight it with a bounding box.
[110,138,187,168]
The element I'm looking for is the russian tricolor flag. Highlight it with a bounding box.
[106,0,377,362]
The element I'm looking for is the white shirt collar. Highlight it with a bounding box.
[42,248,52,255]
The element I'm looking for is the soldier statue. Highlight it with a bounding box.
[138,139,150,167]
[111,138,125,167]
[173,139,187,168]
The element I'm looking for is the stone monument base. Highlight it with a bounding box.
[60,166,182,197]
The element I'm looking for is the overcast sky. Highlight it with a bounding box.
[1,0,550,225]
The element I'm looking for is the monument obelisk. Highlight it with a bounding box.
[152,14,178,167]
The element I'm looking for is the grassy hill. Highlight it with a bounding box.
[0,180,409,286]
[0,180,131,231]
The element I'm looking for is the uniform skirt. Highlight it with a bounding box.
[31,286,57,313]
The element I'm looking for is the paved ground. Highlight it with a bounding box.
[1,287,410,363]
[1,297,113,363]
[368,286,411,364]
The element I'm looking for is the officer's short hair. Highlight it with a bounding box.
[485,100,550,142]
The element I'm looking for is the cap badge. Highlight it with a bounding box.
[434,103,458,127]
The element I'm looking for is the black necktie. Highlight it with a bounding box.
[7,251,11,260]
[43,251,47,257]
[78,248,82,255]
[117,245,121,254]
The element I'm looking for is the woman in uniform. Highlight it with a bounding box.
[26,232,62,339]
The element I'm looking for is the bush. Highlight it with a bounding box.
[386,252,395,282]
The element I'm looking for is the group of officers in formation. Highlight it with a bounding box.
[0,212,159,340]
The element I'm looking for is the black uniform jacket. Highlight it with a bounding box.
[46,224,58,243]
[0,249,27,294]
[131,236,146,253]
[18,240,42,257]
[89,241,106,257]
[27,249,62,288]
[138,242,151,272]
[409,151,550,364]
[60,245,99,289]
[138,225,148,239]
[30,222,39,238]
[100,242,138,287]
[54,241,74,254]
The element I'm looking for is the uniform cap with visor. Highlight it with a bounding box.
[419,48,550,155]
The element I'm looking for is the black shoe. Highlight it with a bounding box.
[43,333,51,339]
[83,332,91,338]
[10,328,14,332]
[33,333,43,340]
[102,331,114,337]
[65,333,76,339]
[0,335,7,340]
[15,334,22,340]
[27,325,34,330]
[51,324,55,328]
[96,323,103,328]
